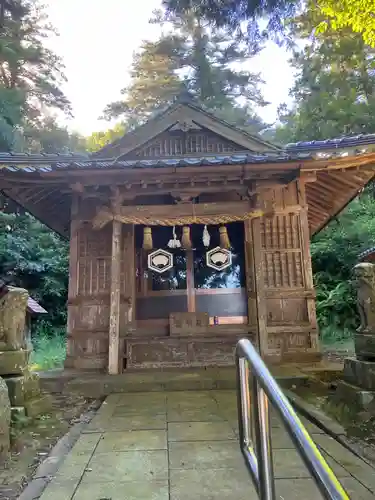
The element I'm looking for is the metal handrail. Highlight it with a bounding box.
[236,338,350,500]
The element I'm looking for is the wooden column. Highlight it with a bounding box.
[67,194,79,303]
[186,250,196,313]
[108,220,122,374]
[251,218,268,356]
[65,194,79,368]
[298,179,319,351]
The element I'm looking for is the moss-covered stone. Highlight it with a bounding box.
[0,287,28,351]
[5,373,41,406]
[24,393,52,418]
[0,377,10,462]
[343,357,375,391]
[0,350,30,376]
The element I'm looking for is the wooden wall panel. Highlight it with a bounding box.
[126,335,255,369]
[66,199,115,371]
[252,181,321,362]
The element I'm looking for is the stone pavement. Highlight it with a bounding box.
[37,390,375,500]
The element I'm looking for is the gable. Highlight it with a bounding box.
[123,125,251,159]
[93,102,280,159]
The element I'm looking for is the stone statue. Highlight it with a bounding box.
[353,263,375,360]
[0,287,28,351]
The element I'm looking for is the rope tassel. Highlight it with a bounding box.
[202,225,210,247]
[142,227,153,250]
[181,226,192,249]
[219,225,231,249]
[168,226,181,249]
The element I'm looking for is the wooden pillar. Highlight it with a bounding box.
[108,220,122,375]
[251,218,268,356]
[298,179,320,351]
[65,194,79,368]
[67,195,79,304]
[186,250,196,313]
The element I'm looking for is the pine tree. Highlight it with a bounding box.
[103,8,266,133]
[0,0,71,150]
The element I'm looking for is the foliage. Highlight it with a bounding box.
[275,10,375,143]
[86,123,127,152]
[318,0,375,48]
[0,212,69,328]
[268,7,375,342]
[311,192,375,342]
[162,0,375,47]
[0,0,72,150]
[103,8,266,132]
[29,326,66,371]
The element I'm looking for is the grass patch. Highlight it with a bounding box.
[29,332,66,371]
[320,325,354,347]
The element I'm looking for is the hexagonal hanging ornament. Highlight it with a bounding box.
[206,247,232,271]
[148,249,174,274]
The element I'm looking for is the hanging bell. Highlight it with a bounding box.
[219,225,231,249]
[181,226,192,249]
[168,225,181,249]
[202,225,210,248]
[142,227,153,250]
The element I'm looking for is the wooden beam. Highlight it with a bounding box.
[121,200,251,218]
[108,220,122,375]
[92,200,265,229]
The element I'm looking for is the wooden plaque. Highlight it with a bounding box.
[169,312,209,337]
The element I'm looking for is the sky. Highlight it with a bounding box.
[44,0,294,136]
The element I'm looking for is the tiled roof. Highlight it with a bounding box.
[286,134,375,152]
[0,152,308,172]
[27,296,47,314]
[358,246,375,261]
[0,284,47,314]
[0,133,375,172]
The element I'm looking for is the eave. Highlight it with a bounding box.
[1,137,375,239]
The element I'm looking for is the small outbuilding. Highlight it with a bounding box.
[358,247,375,264]
[0,282,47,348]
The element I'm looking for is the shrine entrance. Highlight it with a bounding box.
[134,222,248,337]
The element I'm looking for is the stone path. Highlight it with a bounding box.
[37,390,375,500]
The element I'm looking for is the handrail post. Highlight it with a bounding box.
[252,377,276,500]
[235,338,350,500]
[236,354,260,491]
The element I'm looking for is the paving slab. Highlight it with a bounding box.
[169,440,244,470]
[275,478,374,500]
[83,449,169,482]
[313,434,375,493]
[170,468,257,500]
[36,389,375,500]
[85,413,167,432]
[95,430,167,452]
[168,421,236,442]
[73,480,169,500]
[39,479,78,500]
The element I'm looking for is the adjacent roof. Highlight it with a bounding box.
[0,284,47,314]
[27,296,47,315]
[286,134,375,152]
[358,246,375,262]
[0,95,375,239]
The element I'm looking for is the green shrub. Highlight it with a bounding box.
[30,326,66,371]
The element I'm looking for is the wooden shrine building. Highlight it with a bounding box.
[1,95,375,374]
